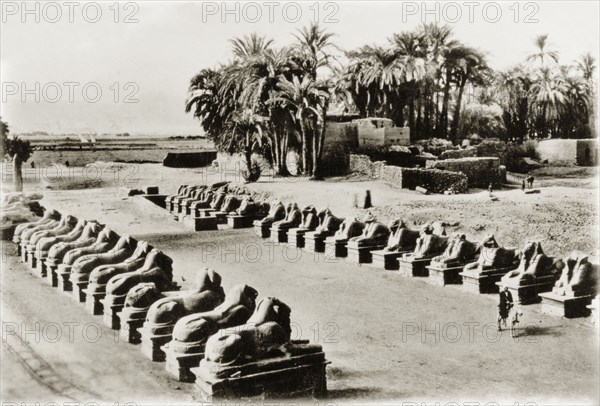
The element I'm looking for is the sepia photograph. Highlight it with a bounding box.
[1,1,599,405]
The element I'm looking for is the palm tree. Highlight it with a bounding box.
[494,66,533,141]
[449,47,490,143]
[293,23,339,80]
[576,53,597,137]
[529,67,567,138]
[233,47,298,175]
[270,75,327,175]
[527,34,559,68]
[390,31,429,133]
[230,33,274,59]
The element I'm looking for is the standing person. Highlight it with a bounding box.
[488,183,493,196]
[521,179,526,191]
[498,286,514,331]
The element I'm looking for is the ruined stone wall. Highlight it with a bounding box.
[536,139,578,165]
[348,154,385,178]
[439,147,478,160]
[576,139,598,166]
[380,166,468,193]
[349,154,468,193]
[426,157,501,187]
[322,122,359,175]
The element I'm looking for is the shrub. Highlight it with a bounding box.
[241,160,262,183]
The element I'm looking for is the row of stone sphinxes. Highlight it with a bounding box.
[165,182,272,231]
[9,200,329,400]
[252,201,599,319]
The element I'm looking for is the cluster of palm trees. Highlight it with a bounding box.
[185,24,596,181]
[185,25,340,179]
[494,35,596,141]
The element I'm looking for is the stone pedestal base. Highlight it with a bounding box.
[270,227,290,243]
[539,292,595,318]
[118,306,151,344]
[347,244,385,264]
[253,222,271,238]
[101,294,126,328]
[84,289,105,315]
[45,263,58,287]
[184,215,218,231]
[20,242,28,263]
[371,250,410,270]
[120,318,145,344]
[227,215,253,229]
[140,324,174,361]
[499,276,556,304]
[287,229,309,248]
[26,248,37,269]
[103,305,124,329]
[192,350,328,401]
[304,233,328,253]
[35,253,48,277]
[398,257,432,277]
[427,264,465,286]
[196,209,216,217]
[57,266,73,292]
[72,282,87,303]
[324,238,348,258]
[459,267,512,294]
[164,344,204,382]
[212,211,228,224]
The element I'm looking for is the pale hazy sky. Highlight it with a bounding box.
[1,0,598,135]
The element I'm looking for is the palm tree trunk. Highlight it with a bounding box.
[440,70,452,139]
[299,115,308,175]
[13,153,23,192]
[449,76,467,143]
[244,132,252,173]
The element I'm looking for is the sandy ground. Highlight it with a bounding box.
[1,162,599,405]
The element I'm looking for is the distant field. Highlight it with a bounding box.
[27,138,214,167]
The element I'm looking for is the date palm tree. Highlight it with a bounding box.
[269,75,328,176]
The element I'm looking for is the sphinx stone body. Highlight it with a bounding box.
[304,209,343,253]
[398,224,449,277]
[427,234,479,285]
[371,219,420,270]
[45,221,104,287]
[70,235,138,303]
[253,200,286,238]
[499,242,564,304]
[270,203,302,243]
[100,248,175,327]
[459,235,519,294]
[25,215,78,270]
[540,252,598,318]
[163,284,259,381]
[287,206,320,248]
[324,217,366,258]
[140,269,225,361]
[56,228,120,293]
[346,214,390,264]
[192,298,328,399]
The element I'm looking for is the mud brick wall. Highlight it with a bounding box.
[349,154,468,193]
[426,157,501,187]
